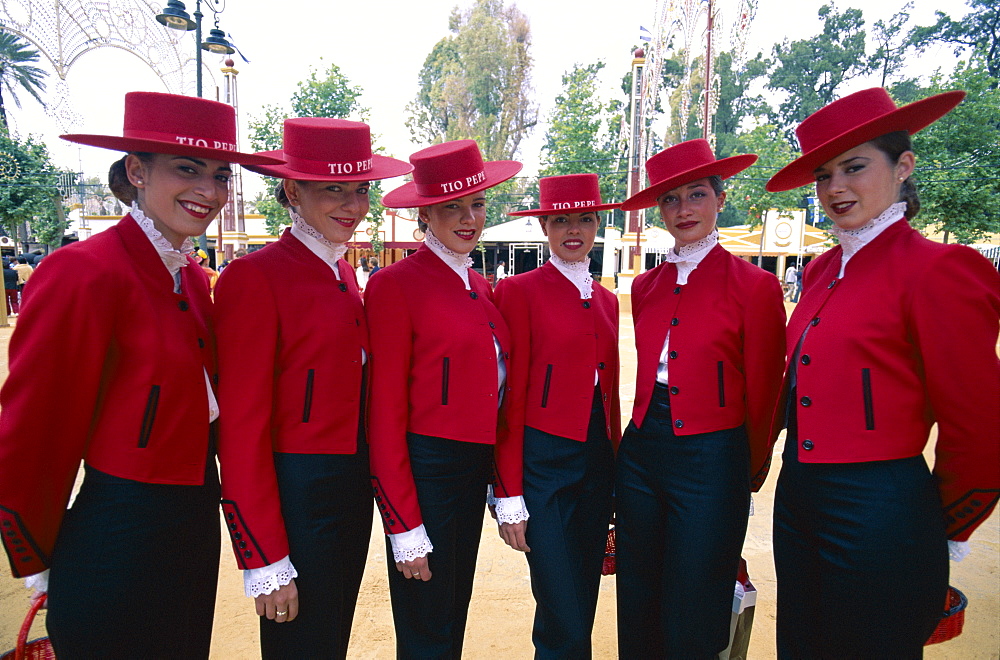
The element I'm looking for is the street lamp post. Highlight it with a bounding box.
[155,0,235,98]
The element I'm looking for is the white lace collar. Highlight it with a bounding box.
[549,254,593,300]
[288,208,349,274]
[130,203,194,277]
[830,202,906,277]
[424,227,474,290]
[664,228,718,285]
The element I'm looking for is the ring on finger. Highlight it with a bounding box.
[276,610,288,617]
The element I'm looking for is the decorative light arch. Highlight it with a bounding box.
[1,0,218,130]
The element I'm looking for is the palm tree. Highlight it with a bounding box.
[0,30,47,133]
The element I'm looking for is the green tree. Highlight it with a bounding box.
[910,62,1000,242]
[910,0,999,84]
[726,123,804,228]
[0,31,47,133]
[0,131,59,248]
[247,61,387,248]
[405,0,538,161]
[766,3,873,136]
[536,61,626,228]
[870,3,916,87]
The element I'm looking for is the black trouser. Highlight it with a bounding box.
[47,460,221,659]
[386,433,492,659]
[260,438,373,659]
[615,383,750,659]
[774,409,948,659]
[523,387,615,659]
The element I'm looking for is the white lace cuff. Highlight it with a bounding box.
[24,569,48,593]
[495,495,530,525]
[243,555,298,598]
[749,494,754,517]
[948,540,971,562]
[389,524,434,563]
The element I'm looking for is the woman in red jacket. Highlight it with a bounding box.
[369,139,521,657]
[0,92,280,657]
[616,139,787,658]
[213,118,411,658]
[765,87,1000,658]
[494,173,621,657]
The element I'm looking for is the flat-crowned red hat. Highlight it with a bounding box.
[766,87,965,192]
[381,140,522,208]
[242,118,413,181]
[620,139,756,211]
[61,91,283,167]
[508,173,620,216]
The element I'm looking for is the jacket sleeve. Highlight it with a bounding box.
[610,294,623,446]
[742,272,788,491]
[493,278,529,498]
[909,247,1000,541]
[0,252,113,576]
[213,260,288,568]
[365,271,423,534]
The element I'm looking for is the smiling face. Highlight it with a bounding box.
[540,211,598,262]
[656,177,724,248]
[128,153,231,249]
[419,193,487,254]
[813,141,915,231]
[284,179,371,243]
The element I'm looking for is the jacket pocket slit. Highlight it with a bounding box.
[138,385,160,448]
[541,364,553,408]
[302,369,315,423]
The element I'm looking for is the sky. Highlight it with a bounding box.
[6,0,963,198]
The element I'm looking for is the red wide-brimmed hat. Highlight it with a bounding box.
[381,140,522,208]
[621,139,756,211]
[766,87,965,192]
[242,118,413,181]
[508,173,620,216]
[61,91,283,167]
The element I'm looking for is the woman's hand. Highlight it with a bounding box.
[254,579,299,623]
[499,521,530,552]
[396,555,431,581]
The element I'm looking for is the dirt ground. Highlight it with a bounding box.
[1,305,998,658]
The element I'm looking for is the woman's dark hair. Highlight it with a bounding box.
[108,152,153,206]
[274,179,292,208]
[414,208,428,233]
[870,131,919,219]
[359,256,369,271]
[707,175,725,195]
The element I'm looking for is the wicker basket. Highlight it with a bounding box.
[601,525,616,576]
[0,594,54,660]
[925,586,967,646]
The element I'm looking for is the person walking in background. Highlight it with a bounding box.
[0,91,282,658]
[783,263,797,301]
[215,117,412,658]
[368,255,380,277]
[765,87,1000,657]
[615,139,787,658]
[368,139,522,658]
[495,260,507,281]
[3,260,19,316]
[355,256,370,292]
[495,173,621,657]
[193,249,219,291]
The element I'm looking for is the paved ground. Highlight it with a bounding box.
[1,304,997,658]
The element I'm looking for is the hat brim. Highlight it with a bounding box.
[60,134,284,167]
[242,152,414,181]
[765,90,965,192]
[508,201,621,217]
[620,154,757,211]
[381,160,523,208]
